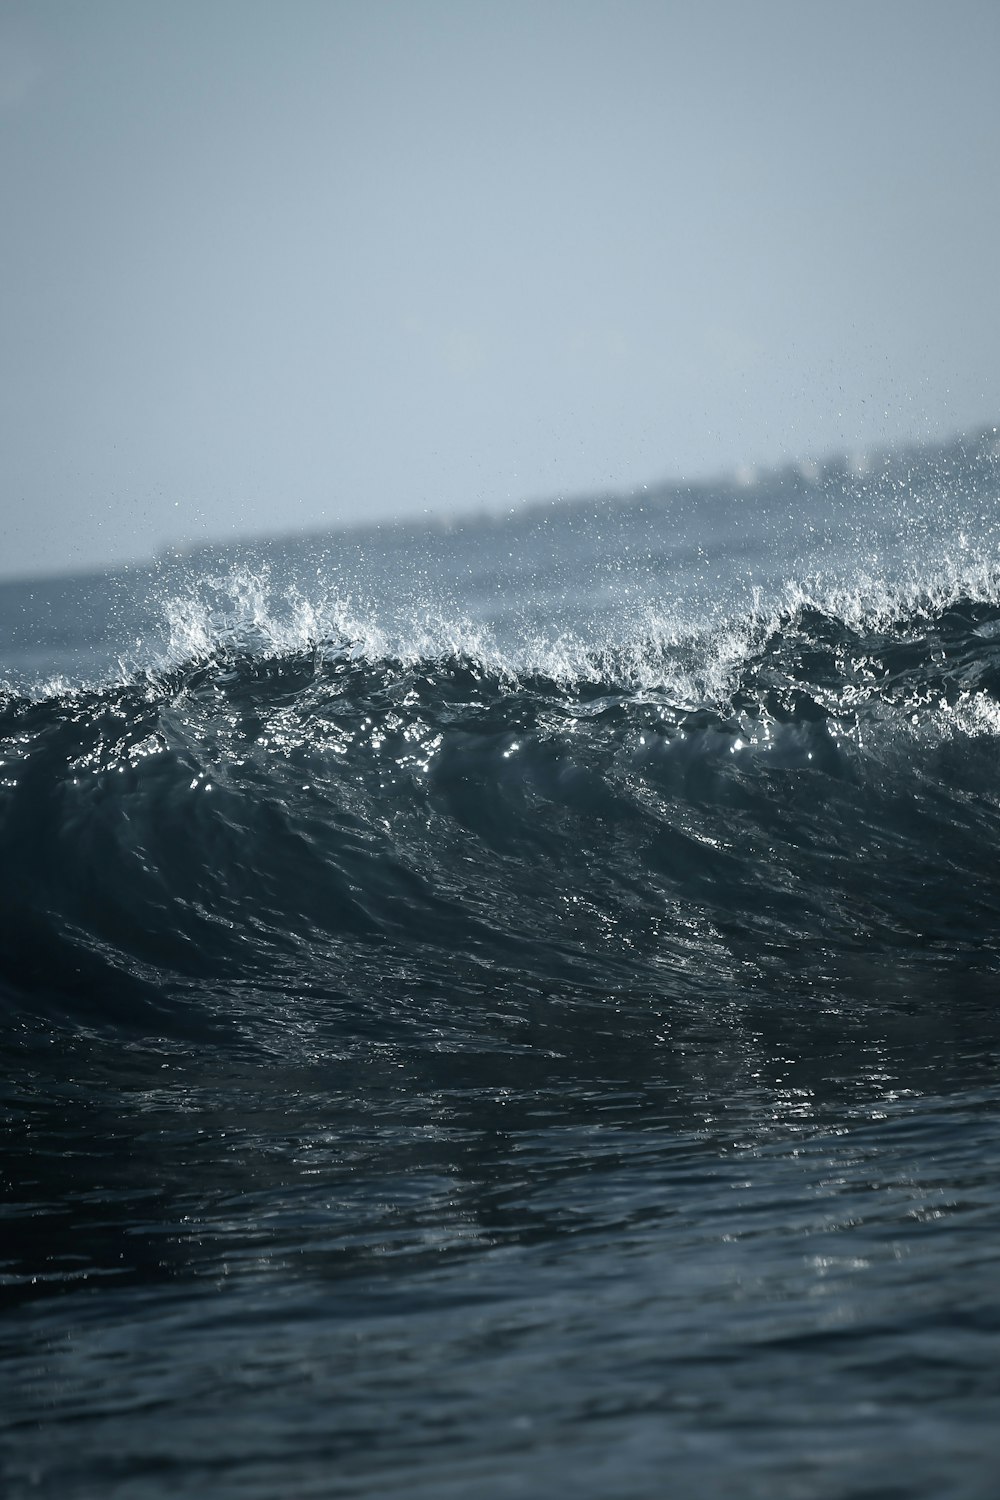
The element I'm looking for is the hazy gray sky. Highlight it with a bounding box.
[2,0,998,578]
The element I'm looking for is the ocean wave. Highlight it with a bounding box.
[3,588,1000,1042]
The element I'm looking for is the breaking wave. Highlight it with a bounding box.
[4,582,1000,1046]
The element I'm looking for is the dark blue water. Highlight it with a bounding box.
[3,431,1000,1498]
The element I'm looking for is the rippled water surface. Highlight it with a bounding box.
[3,435,1000,1497]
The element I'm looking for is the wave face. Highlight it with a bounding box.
[4,591,1000,1040]
[4,438,1000,1500]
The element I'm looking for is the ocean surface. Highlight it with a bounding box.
[3,430,1000,1498]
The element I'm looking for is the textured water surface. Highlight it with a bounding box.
[3,434,1000,1498]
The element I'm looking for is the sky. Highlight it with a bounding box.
[1,0,998,579]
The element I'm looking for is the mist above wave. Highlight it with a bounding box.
[2,424,999,702]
